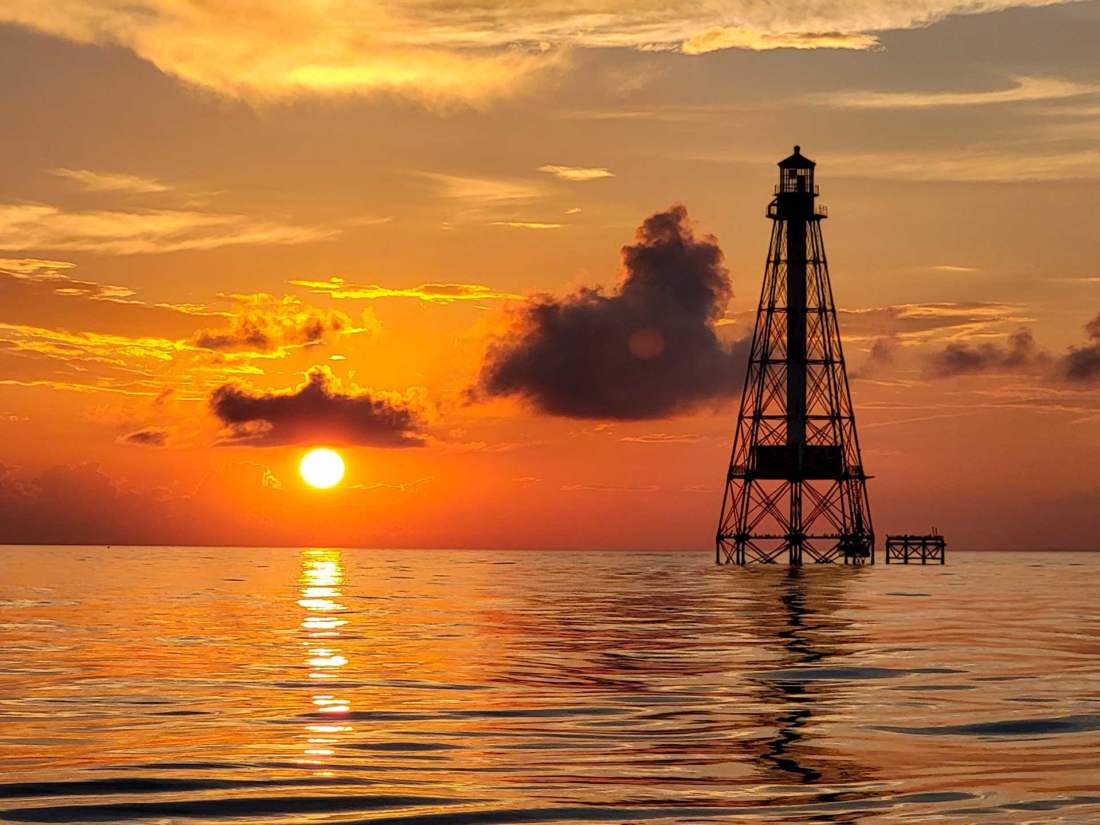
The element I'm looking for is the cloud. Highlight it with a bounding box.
[118,427,169,446]
[931,264,981,273]
[816,76,1099,109]
[291,277,521,304]
[1063,313,1100,383]
[190,294,367,352]
[1,1,1077,104]
[838,301,1032,344]
[868,336,898,366]
[209,366,428,446]
[826,148,1100,183]
[696,147,1100,184]
[538,165,614,182]
[911,312,1100,384]
[850,335,900,379]
[490,221,565,230]
[924,328,1045,377]
[51,168,170,194]
[414,172,549,224]
[0,257,77,277]
[682,29,878,54]
[414,172,542,205]
[620,433,702,444]
[474,205,747,420]
[0,261,140,304]
[0,203,337,255]
[0,320,182,368]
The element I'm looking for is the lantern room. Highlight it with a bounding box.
[778,145,816,195]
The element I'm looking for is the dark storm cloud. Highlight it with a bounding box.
[119,428,168,447]
[924,328,1044,377]
[475,205,747,420]
[209,366,427,446]
[1062,312,1100,383]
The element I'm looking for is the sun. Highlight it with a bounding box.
[299,448,345,489]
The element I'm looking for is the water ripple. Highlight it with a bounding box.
[1,548,1098,824]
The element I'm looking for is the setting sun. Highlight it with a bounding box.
[299,448,345,489]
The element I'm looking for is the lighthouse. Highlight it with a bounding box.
[716,147,874,565]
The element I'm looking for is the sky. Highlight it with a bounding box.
[1,0,1099,550]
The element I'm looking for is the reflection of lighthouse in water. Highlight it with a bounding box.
[297,548,353,763]
[746,568,872,791]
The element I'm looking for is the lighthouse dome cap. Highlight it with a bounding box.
[778,145,815,168]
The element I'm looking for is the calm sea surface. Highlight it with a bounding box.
[1,547,1098,824]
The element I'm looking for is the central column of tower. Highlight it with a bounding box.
[786,215,807,452]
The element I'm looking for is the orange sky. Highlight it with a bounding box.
[2,1,1100,549]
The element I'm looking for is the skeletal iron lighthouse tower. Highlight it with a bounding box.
[717,147,873,565]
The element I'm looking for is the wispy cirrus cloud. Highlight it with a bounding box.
[682,29,878,54]
[490,221,565,230]
[291,277,521,304]
[827,148,1100,183]
[931,264,982,273]
[0,1,1080,104]
[694,133,1100,183]
[0,203,337,255]
[840,301,1032,344]
[51,168,170,194]
[0,321,182,368]
[538,165,614,182]
[620,433,702,444]
[815,76,1100,109]
[0,257,142,304]
[415,172,541,206]
[0,259,218,332]
[0,257,77,278]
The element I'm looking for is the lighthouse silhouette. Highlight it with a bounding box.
[716,147,874,565]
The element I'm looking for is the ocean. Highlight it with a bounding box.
[1,547,1098,823]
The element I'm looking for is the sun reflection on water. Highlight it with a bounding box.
[297,548,352,764]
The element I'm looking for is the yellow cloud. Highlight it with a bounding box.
[51,168,170,194]
[416,172,542,205]
[2,1,1078,103]
[490,221,565,230]
[0,203,337,255]
[0,321,183,366]
[697,145,1100,183]
[190,293,374,352]
[0,257,76,278]
[538,165,614,181]
[291,277,522,303]
[829,148,1100,182]
[816,76,1100,109]
[682,29,878,54]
